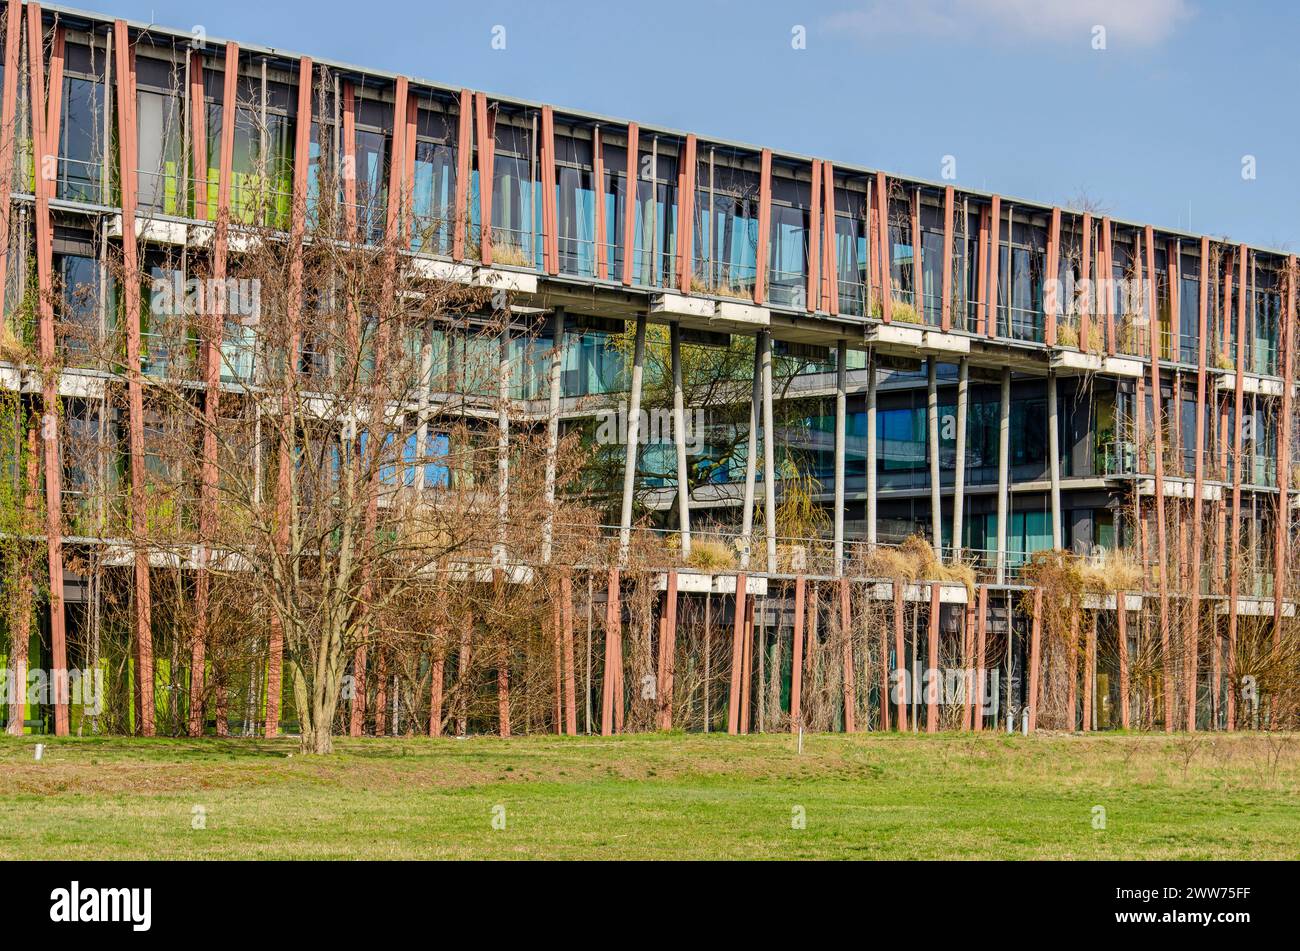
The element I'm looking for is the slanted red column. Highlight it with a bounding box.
[561,570,577,735]
[790,576,806,732]
[974,585,988,732]
[28,7,70,735]
[0,0,25,309]
[926,582,940,733]
[892,580,906,730]
[1117,593,1130,729]
[727,574,748,734]
[429,632,445,737]
[264,55,314,739]
[601,567,622,735]
[1027,587,1043,732]
[840,578,855,733]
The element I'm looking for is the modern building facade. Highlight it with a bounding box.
[0,2,1296,737]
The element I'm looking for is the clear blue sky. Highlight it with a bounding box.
[68,0,1299,251]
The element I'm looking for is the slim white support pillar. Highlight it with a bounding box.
[866,354,878,548]
[833,339,847,575]
[953,357,968,562]
[618,314,647,564]
[761,331,778,574]
[739,341,760,569]
[1048,369,1062,551]
[928,357,942,552]
[671,322,692,559]
[996,367,1011,585]
[541,308,566,564]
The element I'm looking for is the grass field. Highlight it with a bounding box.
[2,731,1297,859]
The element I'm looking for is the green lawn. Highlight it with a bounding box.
[2,731,1297,859]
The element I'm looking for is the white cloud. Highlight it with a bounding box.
[826,0,1192,47]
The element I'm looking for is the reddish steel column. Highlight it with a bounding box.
[473,91,494,264]
[790,576,806,731]
[1080,212,1092,351]
[0,0,22,310]
[1045,207,1061,346]
[985,196,1001,337]
[840,578,856,733]
[341,81,357,239]
[1168,239,1181,364]
[975,205,989,333]
[1101,218,1115,353]
[429,646,445,737]
[1144,226,1173,730]
[1067,610,1079,729]
[374,651,388,736]
[1188,234,1210,732]
[974,585,987,732]
[113,19,155,736]
[601,567,622,735]
[805,159,821,312]
[892,579,906,729]
[753,149,772,305]
[553,598,564,731]
[910,189,922,322]
[875,172,892,323]
[456,611,471,736]
[1226,245,1248,731]
[593,126,608,279]
[497,650,510,738]
[1274,256,1296,646]
[189,53,207,219]
[540,105,558,275]
[961,599,974,730]
[1027,587,1043,732]
[620,122,639,286]
[263,56,314,739]
[676,135,697,293]
[191,41,238,737]
[739,594,755,733]
[402,96,418,244]
[453,89,472,260]
[822,161,838,315]
[561,570,577,734]
[876,581,890,731]
[1116,593,1130,729]
[658,570,679,730]
[28,9,69,735]
[926,581,940,732]
[941,185,954,331]
[1083,613,1096,731]
[727,574,748,734]
[349,646,367,736]
[386,77,410,238]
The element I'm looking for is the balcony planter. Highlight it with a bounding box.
[1081,592,1143,611]
[712,300,771,328]
[410,257,475,284]
[921,329,970,355]
[475,267,538,294]
[1101,355,1145,378]
[1214,371,1283,397]
[864,322,925,351]
[1215,597,1296,617]
[1050,349,1103,374]
[868,581,968,604]
[650,292,715,320]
